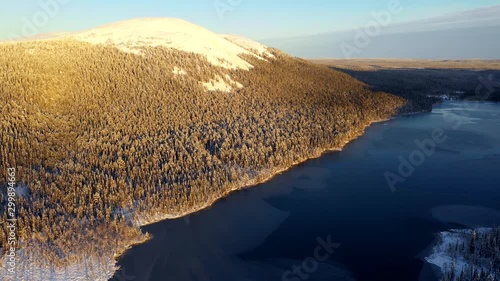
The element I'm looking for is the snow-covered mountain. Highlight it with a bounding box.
[65,18,273,70]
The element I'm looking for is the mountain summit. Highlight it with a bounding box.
[64,18,273,70]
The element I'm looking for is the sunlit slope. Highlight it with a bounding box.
[0,18,405,280]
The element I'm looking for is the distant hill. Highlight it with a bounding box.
[0,18,404,280]
[312,59,500,111]
[310,59,500,71]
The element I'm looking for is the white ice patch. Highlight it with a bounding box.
[172,66,186,75]
[203,75,244,92]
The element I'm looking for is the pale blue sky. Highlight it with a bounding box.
[2,0,500,40]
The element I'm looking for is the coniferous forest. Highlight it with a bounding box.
[0,40,405,268]
[440,228,500,281]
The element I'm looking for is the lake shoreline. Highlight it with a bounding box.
[109,116,395,279]
[135,117,392,227]
[110,101,500,281]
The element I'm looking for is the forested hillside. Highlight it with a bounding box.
[0,39,405,272]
